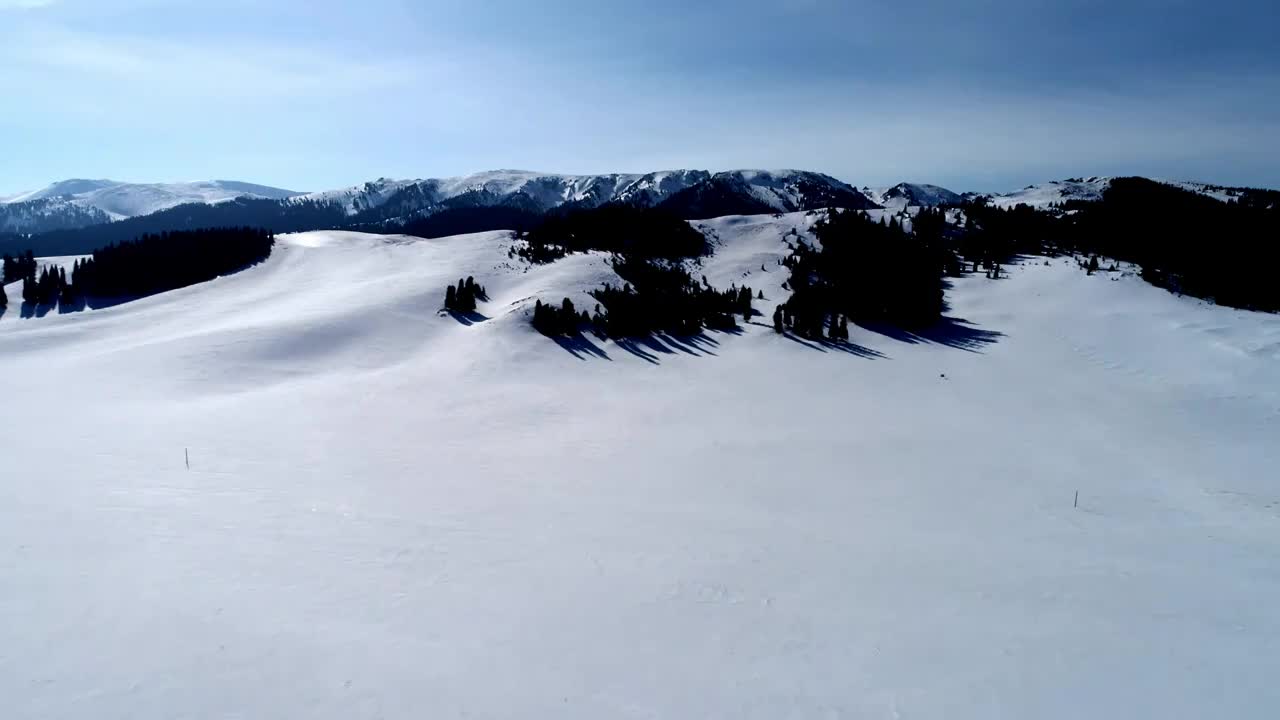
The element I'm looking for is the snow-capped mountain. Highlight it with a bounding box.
[862,183,965,210]
[984,177,1114,208]
[303,169,875,222]
[983,176,1249,209]
[0,179,303,233]
[0,196,113,234]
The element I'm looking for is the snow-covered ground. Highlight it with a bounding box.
[987,177,1113,208]
[2,214,1278,719]
[986,176,1248,208]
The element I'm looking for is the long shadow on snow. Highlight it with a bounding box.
[746,319,885,358]
[552,333,613,361]
[554,329,740,365]
[782,331,886,359]
[447,309,491,326]
[856,316,1003,353]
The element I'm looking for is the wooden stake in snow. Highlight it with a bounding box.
[1074,490,1079,508]
[185,448,190,470]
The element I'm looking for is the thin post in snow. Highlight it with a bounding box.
[1074,490,1079,508]
[185,448,190,471]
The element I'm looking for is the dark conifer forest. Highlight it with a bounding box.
[6,228,274,312]
[70,227,274,300]
[779,209,950,336]
[959,178,1280,312]
[516,205,707,263]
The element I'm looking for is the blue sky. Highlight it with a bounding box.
[2,0,1277,193]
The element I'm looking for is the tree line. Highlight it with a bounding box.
[2,250,38,284]
[958,178,1280,312]
[515,205,707,264]
[4,227,274,313]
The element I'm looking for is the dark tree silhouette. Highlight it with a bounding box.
[517,205,707,263]
[67,227,274,302]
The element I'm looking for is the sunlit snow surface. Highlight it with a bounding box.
[2,213,1278,718]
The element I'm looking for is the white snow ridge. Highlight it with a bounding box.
[1,179,302,220]
[2,213,1279,719]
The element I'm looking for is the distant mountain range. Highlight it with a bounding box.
[0,170,1262,255]
[0,179,302,233]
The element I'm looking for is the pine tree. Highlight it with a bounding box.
[445,284,457,310]
[772,305,783,333]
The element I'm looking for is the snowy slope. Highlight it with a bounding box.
[862,182,964,209]
[0,179,304,228]
[1161,179,1244,203]
[987,176,1253,208]
[988,177,1114,208]
[2,216,1279,719]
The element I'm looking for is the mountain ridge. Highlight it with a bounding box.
[2,170,1269,241]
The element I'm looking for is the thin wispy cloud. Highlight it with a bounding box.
[0,0,1277,193]
[0,0,58,9]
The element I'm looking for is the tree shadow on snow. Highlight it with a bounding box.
[782,331,887,359]
[746,319,884,359]
[552,332,612,361]
[446,309,491,326]
[856,316,1004,353]
[554,329,741,365]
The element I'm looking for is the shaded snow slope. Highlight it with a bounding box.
[2,215,1278,719]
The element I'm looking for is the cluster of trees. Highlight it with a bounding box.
[2,251,38,284]
[443,276,486,312]
[530,257,757,339]
[770,304,849,339]
[778,209,949,336]
[531,297,592,335]
[515,206,707,264]
[586,256,753,337]
[956,179,1280,312]
[20,264,74,306]
[1064,179,1280,311]
[64,227,274,302]
[955,200,1059,270]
